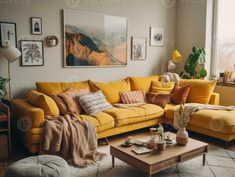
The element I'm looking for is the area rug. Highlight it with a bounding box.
[70,145,235,177]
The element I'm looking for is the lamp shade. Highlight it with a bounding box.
[172,50,183,63]
[167,60,176,70]
[0,45,21,62]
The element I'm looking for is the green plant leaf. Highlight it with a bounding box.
[200,68,207,78]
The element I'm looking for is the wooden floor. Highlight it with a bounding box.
[1,128,235,177]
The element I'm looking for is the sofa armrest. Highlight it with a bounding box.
[11,99,45,129]
[209,92,220,105]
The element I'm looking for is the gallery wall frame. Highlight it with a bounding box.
[20,40,44,66]
[63,9,128,67]
[0,22,17,47]
[31,17,42,35]
[131,37,147,60]
[149,27,164,47]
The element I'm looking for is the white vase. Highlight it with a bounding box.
[176,128,188,145]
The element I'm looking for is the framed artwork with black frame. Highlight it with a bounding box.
[149,27,164,46]
[131,37,147,60]
[31,17,42,35]
[0,22,17,47]
[20,40,44,66]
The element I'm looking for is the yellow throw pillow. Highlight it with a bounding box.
[36,80,90,96]
[179,79,216,104]
[27,90,60,116]
[128,75,160,92]
[89,79,131,104]
[150,81,175,94]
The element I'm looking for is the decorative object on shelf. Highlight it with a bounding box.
[131,37,147,60]
[0,22,17,47]
[149,27,164,46]
[45,35,59,47]
[31,17,42,35]
[167,50,184,71]
[63,9,127,67]
[175,104,189,145]
[223,70,233,83]
[180,47,207,79]
[0,41,21,99]
[20,40,44,66]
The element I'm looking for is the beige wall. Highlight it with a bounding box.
[175,0,207,73]
[0,0,176,98]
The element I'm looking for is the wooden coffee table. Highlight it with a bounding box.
[110,134,208,177]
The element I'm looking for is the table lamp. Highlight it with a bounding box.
[0,42,21,99]
[167,50,183,71]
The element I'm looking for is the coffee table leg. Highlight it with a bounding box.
[112,156,115,167]
[203,154,206,165]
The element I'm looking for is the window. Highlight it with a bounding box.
[213,0,235,77]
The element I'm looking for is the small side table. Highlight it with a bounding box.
[0,102,11,159]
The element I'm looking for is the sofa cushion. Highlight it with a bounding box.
[27,90,60,116]
[76,112,115,132]
[189,110,235,134]
[36,81,91,96]
[171,85,190,104]
[146,93,170,108]
[89,79,131,104]
[77,90,113,115]
[120,90,146,104]
[128,75,160,93]
[179,79,216,104]
[104,104,164,126]
[164,103,178,122]
[150,81,175,94]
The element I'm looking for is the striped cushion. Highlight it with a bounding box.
[120,91,146,104]
[77,90,112,115]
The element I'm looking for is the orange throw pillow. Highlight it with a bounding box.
[171,85,190,104]
[120,90,146,104]
[146,93,170,108]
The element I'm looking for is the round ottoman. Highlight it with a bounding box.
[4,155,70,177]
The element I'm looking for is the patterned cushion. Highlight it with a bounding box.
[120,90,146,104]
[150,81,175,94]
[171,85,190,104]
[77,90,113,115]
[146,93,171,108]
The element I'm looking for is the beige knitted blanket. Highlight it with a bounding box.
[173,103,235,129]
[39,114,105,167]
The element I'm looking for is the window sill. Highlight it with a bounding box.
[216,82,235,87]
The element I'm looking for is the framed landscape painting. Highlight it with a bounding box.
[20,40,44,66]
[63,9,127,67]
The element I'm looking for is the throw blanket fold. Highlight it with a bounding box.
[39,114,105,167]
[161,72,180,84]
[174,103,235,129]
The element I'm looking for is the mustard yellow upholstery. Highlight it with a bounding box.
[128,75,160,93]
[36,81,91,96]
[27,90,60,116]
[76,113,115,132]
[209,92,220,105]
[11,99,45,128]
[104,104,164,126]
[179,79,216,104]
[89,79,131,104]
[150,81,175,94]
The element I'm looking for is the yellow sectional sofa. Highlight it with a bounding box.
[11,76,231,153]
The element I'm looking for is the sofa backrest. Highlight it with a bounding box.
[36,80,91,96]
[128,75,160,93]
[179,79,216,104]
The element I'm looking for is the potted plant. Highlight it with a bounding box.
[0,77,10,101]
[180,47,207,79]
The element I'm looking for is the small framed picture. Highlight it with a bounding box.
[31,17,42,35]
[131,37,147,60]
[0,22,17,47]
[21,40,44,66]
[150,27,164,46]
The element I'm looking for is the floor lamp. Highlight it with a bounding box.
[167,50,184,72]
[0,43,21,99]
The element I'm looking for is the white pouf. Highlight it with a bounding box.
[4,155,70,177]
